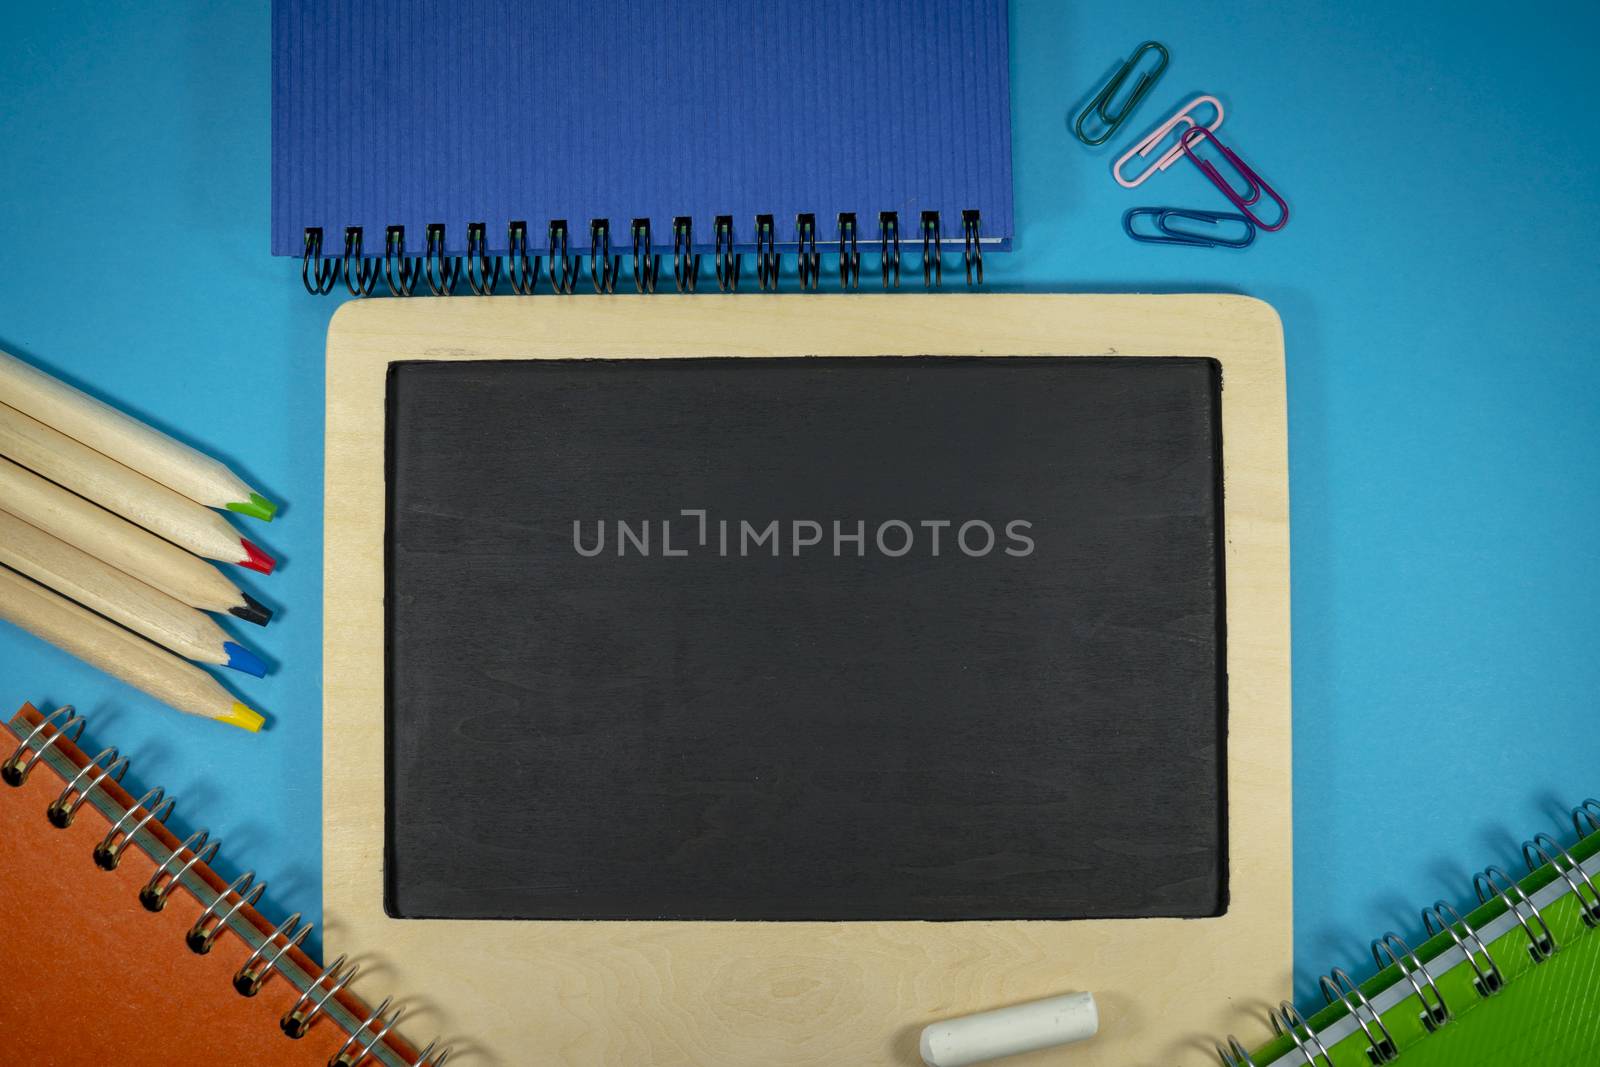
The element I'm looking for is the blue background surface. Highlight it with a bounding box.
[1,0,1596,1022]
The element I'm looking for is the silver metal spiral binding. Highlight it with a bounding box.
[48,745,127,828]
[755,214,780,291]
[1371,931,1449,1030]
[1475,865,1557,961]
[796,213,820,291]
[879,211,901,288]
[234,911,313,996]
[303,229,338,294]
[139,827,218,912]
[330,997,403,1067]
[506,221,539,295]
[1524,832,1600,926]
[465,222,500,295]
[589,219,620,294]
[187,870,265,954]
[343,228,379,296]
[631,218,659,294]
[1216,1035,1257,1065]
[962,209,984,287]
[1270,1002,1334,1067]
[1319,968,1397,1063]
[416,1038,455,1066]
[384,226,422,297]
[1575,798,1600,838]
[3,704,83,786]
[838,212,860,290]
[1209,806,1600,1067]
[714,214,739,291]
[424,224,461,296]
[673,216,699,292]
[920,211,943,288]
[93,785,173,870]
[282,955,361,1038]
[4,708,454,1066]
[1423,899,1503,996]
[547,220,579,293]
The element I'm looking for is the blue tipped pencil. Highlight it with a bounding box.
[0,509,268,677]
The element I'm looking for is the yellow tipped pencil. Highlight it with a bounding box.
[0,457,271,624]
[0,402,275,573]
[0,564,263,731]
[0,510,268,676]
[0,348,276,521]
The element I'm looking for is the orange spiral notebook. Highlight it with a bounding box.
[0,703,453,1067]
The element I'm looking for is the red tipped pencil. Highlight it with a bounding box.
[0,401,276,573]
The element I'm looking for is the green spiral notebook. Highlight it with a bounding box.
[1218,801,1600,1066]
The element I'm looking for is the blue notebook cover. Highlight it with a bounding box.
[271,0,1013,255]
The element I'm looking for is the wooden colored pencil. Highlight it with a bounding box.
[0,457,270,624]
[0,401,275,573]
[0,564,263,731]
[0,510,267,676]
[0,348,275,520]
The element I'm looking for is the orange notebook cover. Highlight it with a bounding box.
[0,704,453,1067]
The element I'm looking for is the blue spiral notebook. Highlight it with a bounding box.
[272,0,1014,258]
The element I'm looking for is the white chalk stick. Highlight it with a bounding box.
[920,992,1098,1067]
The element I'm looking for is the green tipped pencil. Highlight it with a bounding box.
[0,348,276,521]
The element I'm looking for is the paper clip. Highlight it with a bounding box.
[1180,126,1289,232]
[1113,95,1224,188]
[1074,41,1170,146]
[1123,208,1257,249]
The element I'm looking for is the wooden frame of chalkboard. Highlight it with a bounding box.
[325,294,1289,1067]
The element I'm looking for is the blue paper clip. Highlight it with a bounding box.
[1122,207,1257,249]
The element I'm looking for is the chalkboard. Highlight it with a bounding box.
[385,356,1227,921]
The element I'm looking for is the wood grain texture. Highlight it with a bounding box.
[0,347,262,511]
[324,294,1292,1067]
[0,456,261,616]
[0,401,257,566]
[0,509,241,666]
[0,565,247,725]
[385,356,1225,922]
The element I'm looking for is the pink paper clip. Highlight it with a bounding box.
[1113,95,1224,189]
[1180,125,1289,232]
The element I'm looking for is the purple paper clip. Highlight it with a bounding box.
[1180,126,1289,232]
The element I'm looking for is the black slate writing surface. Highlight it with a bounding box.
[385,356,1227,921]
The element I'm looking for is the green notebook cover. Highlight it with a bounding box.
[1229,809,1600,1066]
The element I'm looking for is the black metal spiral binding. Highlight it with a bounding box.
[506,220,540,295]
[424,224,462,296]
[548,219,579,293]
[755,214,780,291]
[880,211,901,288]
[1212,804,1600,1066]
[673,216,699,292]
[383,225,422,297]
[714,214,739,291]
[631,218,659,293]
[302,229,337,295]
[961,209,983,287]
[920,210,942,288]
[343,228,379,296]
[589,218,620,294]
[465,222,501,295]
[838,212,860,290]
[2,710,456,1065]
[795,213,820,291]
[302,209,982,296]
